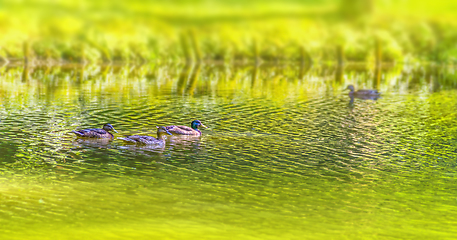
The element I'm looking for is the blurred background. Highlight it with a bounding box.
[2,1,457,239]
[0,0,456,64]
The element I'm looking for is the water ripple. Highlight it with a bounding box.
[0,64,457,239]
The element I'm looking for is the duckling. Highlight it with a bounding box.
[72,123,118,138]
[118,126,172,146]
[346,85,381,96]
[165,120,207,136]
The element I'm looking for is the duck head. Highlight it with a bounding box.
[103,123,118,133]
[157,126,172,136]
[345,85,355,92]
[191,120,207,130]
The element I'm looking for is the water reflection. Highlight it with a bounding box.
[177,63,192,94]
[168,135,203,151]
[348,94,381,108]
[2,62,456,100]
[1,62,457,239]
[118,143,167,154]
[73,138,113,148]
[186,63,201,95]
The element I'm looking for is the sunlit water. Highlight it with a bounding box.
[1,63,457,239]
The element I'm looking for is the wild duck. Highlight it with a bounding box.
[118,126,172,146]
[346,85,381,96]
[72,123,118,138]
[165,120,207,136]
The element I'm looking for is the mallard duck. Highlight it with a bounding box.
[118,126,172,146]
[165,120,207,136]
[346,85,381,96]
[72,123,118,138]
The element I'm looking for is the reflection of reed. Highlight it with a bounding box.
[335,65,344,84]
[185,64,201,95]
[373,39,382,90]
[375,38,382,67]
[251,64,258,89]
[299,46,313,66]
[298,63,312,80]
[0,52,8,64]
[43,65,51,76]
[79,43,87,64]
[189,30,202,63]
[430,65,441,92]
[3,63,457,101]
[23,42,30,65]
[73,65,86,84]
[336,45,344,66]
[21,66,30,83]
[101,65,111,79]
[373,65,381,90]
[180,33,192,63]
[177,64,192,94]
[253,40,260,65]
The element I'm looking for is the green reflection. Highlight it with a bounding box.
[1,63,457,239]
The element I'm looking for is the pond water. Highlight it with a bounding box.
[0,63,456,239]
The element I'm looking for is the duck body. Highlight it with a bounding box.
[72,128,113,138]
[118,126,172,146]
[165,120,207,136]
[72,123,118,138]
[351,89,380,96]
[346,85,381,96]
[165,125,202,136]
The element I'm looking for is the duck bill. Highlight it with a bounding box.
[166,130,172,135]
[112,129,118,133]
[200,124,208,129]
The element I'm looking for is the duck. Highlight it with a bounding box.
[346,85,381,96]
[72,123,118,138]
[118,126,172,146]
[165,120,207,136]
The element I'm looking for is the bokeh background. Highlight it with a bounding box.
[2,1,457,239]
[1,0,456,64]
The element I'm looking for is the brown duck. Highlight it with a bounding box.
[118,126,172,146]
[165,120,207,136]
[346,85,381,96]
[72,123,118,138]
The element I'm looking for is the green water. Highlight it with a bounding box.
[0,63,457,239]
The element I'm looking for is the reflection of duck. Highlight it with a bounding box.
[118,144,167,153]
[168,135,202,148]
[73,138,112,148]
[349,94,381,102]
[165,120,207,136]
[346,85,381,96]
[72,123,118,138]
[118,126,172,146]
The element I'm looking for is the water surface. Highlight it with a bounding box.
[0,63,456,239]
